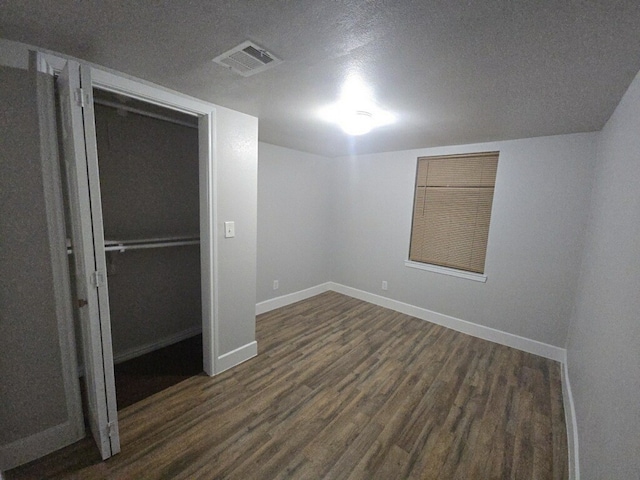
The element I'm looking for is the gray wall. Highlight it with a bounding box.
[566,71,640,479]
[106,247,202,359]
[93,103,201,360]
[95,104,200,238]
[215,106,259,356]
[0,65,67,444]
[0,63,82,468]
[330,134,595,346]
[257,143,333,303]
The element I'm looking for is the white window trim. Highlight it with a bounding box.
[404,260,487,283]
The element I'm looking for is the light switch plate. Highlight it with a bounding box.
[224,221,235,238]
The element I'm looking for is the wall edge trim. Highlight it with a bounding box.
[0,420,83,471]
[328,282,566,361]
[216,341,258,374]
[256,282,566,362]
[256,282,333,315]
[561,360,580,480]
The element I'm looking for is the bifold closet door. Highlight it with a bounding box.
[57,60,120,459]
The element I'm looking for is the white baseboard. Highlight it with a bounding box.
[0,420,83,471]
[561,360,580,480]
[216,341,258,374]
[256,281,566,363]
[113,326,202,365]
[328,282,566,362]
[256,282,333,315]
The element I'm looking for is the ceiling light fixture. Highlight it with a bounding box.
[320,103,395,136]
[320,75,395,136]
[340,110,374,136]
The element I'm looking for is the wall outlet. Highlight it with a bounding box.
[382,281,388,291]
[273,280,279,290]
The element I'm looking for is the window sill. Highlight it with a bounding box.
[404,260,487,283]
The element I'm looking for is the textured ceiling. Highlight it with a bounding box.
[2,1,640,157]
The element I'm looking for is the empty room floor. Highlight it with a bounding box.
[7,291,567,479]
[114,334,203,410]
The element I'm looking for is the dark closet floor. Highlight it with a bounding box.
[114,334,203,410]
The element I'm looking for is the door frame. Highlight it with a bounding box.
[89,67,219,376]
[38,54,219,373]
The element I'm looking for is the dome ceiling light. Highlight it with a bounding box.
[320,75,395,136]
[340,110,374,136]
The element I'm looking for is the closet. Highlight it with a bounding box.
[91,89,203,409]
[3,53,253,467]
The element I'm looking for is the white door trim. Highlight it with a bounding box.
[89,66,219,375]
[38,52,219,376]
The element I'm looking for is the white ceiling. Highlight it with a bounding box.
[2,1,640,157]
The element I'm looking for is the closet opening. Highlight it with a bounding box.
[92,89,204,410]
[50,55,216,459]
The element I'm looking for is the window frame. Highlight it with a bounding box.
[406,151,499,282]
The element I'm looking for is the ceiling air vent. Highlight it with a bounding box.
[212,41,282,77]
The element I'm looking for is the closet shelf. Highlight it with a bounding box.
[105,235,200,252]
[67,235,200,254]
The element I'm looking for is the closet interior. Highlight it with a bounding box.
[92,89,203,409]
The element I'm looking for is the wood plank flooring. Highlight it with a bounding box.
[7,291,568,479]
[114,334,203,409]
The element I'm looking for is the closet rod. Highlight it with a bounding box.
[93,98,198,130]
[106,235,200,244]
[105,239,200,253]
[67,236,200,255]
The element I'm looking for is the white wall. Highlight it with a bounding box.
[330,134,595,347]
[215,106,259,357]
[566,71,640,480]
[257,143,333,302]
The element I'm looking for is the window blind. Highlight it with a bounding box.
[409,152,499,274]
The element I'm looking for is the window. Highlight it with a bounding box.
[408,151,499,275]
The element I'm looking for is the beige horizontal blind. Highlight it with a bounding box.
[409,152,499,273]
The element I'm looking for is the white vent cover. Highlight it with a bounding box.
[212,41,282,77]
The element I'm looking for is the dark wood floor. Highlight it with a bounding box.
[114,334,203,409]
[7,291,568,479]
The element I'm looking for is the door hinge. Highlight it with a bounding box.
[75,87,89,108]
[91,270,105,288]
[107,421,116,438]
